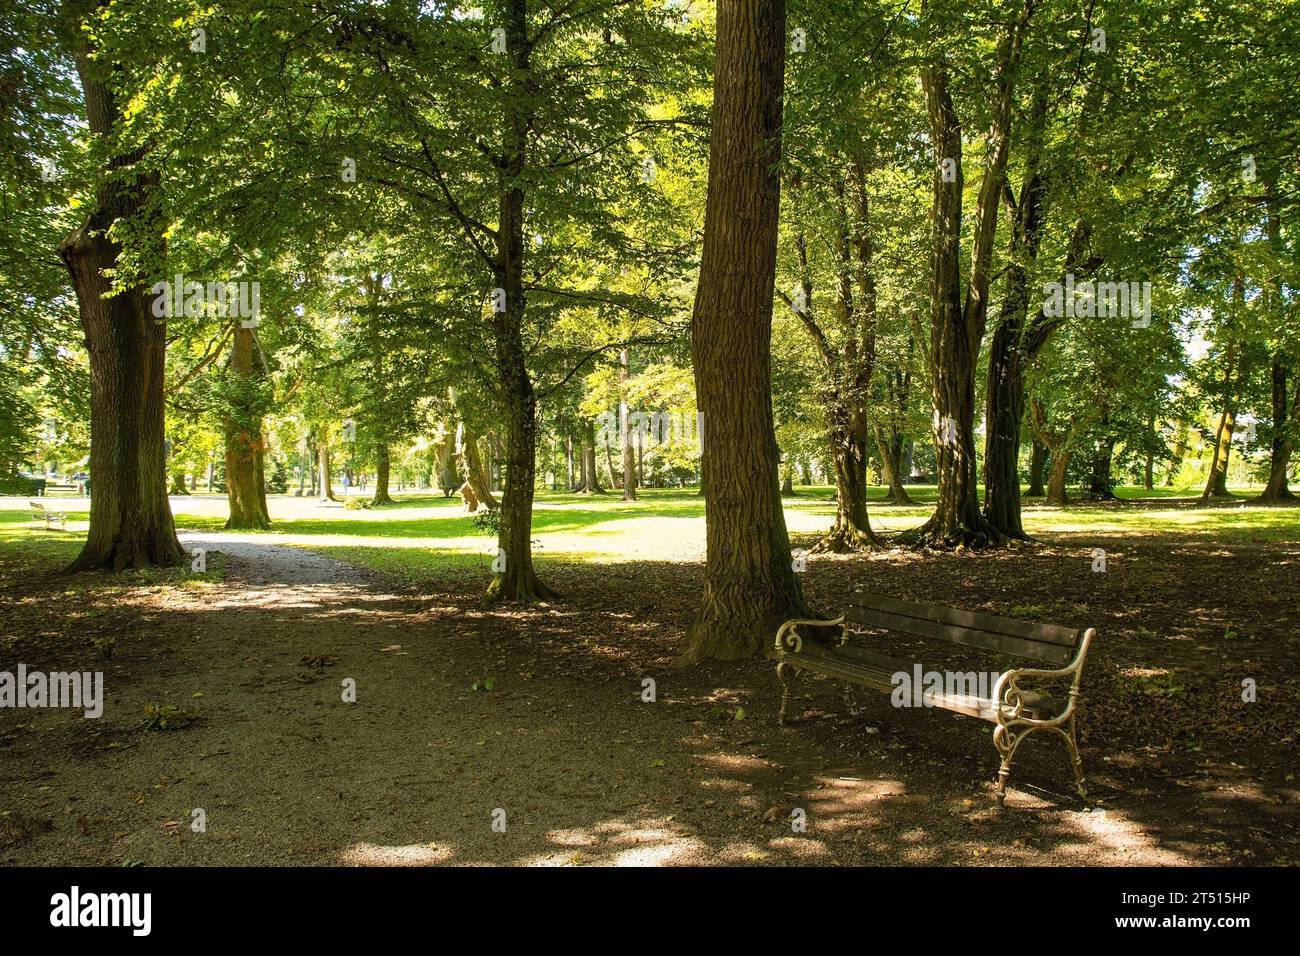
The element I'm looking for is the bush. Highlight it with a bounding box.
[268,457,289,494]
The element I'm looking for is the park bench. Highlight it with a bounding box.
[29,500,67,531]
[774,592,1095,804]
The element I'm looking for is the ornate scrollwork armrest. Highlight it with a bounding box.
[774,616,846,655]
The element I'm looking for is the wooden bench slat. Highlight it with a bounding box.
[846,605,1074,665]
[851,592,1079,647]
[784,647,1065,721]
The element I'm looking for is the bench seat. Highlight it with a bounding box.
[774,592,1094,804]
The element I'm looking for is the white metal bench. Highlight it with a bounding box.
[775,592,1095,804]
[29,500,67,531]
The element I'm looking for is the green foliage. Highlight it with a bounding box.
[141,703,199,731]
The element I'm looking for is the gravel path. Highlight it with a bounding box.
[6,534,1283,866]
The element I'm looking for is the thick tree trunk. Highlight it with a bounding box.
[1166,421,1188,486]
[910,62,1003,549]
[983,317,1029,537]
[1201,316,1243,503]
[1046,449,1071,506]
[814,406,879,552]
[1256,176,1296,502]
[874,427,912,504]
[484,0,553,602]
[1085,420,1117,501]
[372,443,394,505]
[1258,355,1296,501]
[1027,437,1047,496]
[169,462,188,496]
[574,420,604,493]
[683,0,806,660]
[224,323,271,529]
[458,421,498,508]
[982,83,1047,540]
[437,429,459,496]
[317,441,335,501]
[59,22,183,571]
[1202,408,1237,501]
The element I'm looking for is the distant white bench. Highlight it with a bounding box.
[29,500,66,531]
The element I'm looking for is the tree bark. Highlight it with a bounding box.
[372,442,394,505]
[682,0,806,660]
[1258,355,1297,501]
[59,8,184,571]
[1027,436,1047,496]
[909,6,1031,549]
[1257,179,1296,502]
[1084,406,1117,501]
[485,0,553,602]
[982,92,1049,537]
[620,350,637,500]
[1046,449,1071,506]
[874,426,912,504]
[223,323,271,529]
[1166,421,1188,486]
[457,420,498,509]
[1201,284,1245,504]
[1031,397,1076,507]
[317,441,335,501]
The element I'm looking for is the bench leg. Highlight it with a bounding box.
[1064,714,1086,800]
[995,720,1087,805]
[992,724,1022,806]
[776,661,798,726]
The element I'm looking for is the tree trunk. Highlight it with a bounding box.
[982,81,1048,540]
[437,429,460,496]
[874,427,912,504]
[814,416,877,552]
[372,443,394,505]
[1258,355,1297,501]
[318,441,335,501]
[1255,173,1295,502]
[912,63,1000,549]
[781,461,794,496]
[1046,449,1071,506]
[458,421,498,508]
[168,470,188,495]
[1202,407,1237,501]
[58,12,184,571]
[911,7,1031,550]
[224,323,271,529]
[1166,421,1188,486]
[573,420,604,493]
[620,350,637,500]
[565,432,575,491]
[1085,417,1117,501]
[1027,437,1047,496]
[1201,301,1244,504]
[983,316,1030,536]
[484,0,554,602]
[682,0,806,660]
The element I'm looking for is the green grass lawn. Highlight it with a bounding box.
[2,483,1295,588]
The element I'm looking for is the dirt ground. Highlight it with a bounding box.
[1,525,1297,866]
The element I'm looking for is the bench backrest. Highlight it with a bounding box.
[847,592,1081,666]
[30,501,45,511]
